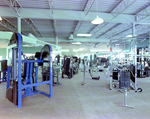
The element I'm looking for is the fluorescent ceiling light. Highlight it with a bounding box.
[79,48,86,51]
[73,49,79,52]
[72,42,82,45]
[91,50,110,52]
[90,49,122,52]
[0,17,2,21]
[91,16,104,24]
[53,51,60,54]
[61,49,69,52]
[77,34,92,37]
[126,35,137,37]
[73,48,86,52]
[115,44,120,45]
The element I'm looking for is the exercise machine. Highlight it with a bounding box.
[117,67,134,109]
[72,56,79,75]
[6,33,53,108]
[82,55,100,85]
[137,47,150,78]
[110,61,142,92]
[61,55,73,79]
[52,55,61,86]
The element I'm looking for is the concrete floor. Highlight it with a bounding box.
[0,71,150,119]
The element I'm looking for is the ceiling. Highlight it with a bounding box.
[0,0,150,55]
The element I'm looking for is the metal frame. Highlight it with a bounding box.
[4,0,43,37]
[109,38,138,91]
[0,17,25,34]
[6,33,53,108]
[118,88,134,109]
[73,0,95,37]
[82,62,88,85]
[82,56,100,85]
[90,0,136,38]
[53,66,61,86]
[0,70,7,83]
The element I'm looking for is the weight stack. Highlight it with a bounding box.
[113,71,118,80]
[119,71,130,90]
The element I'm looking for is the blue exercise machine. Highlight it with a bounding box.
[6,33,53,108]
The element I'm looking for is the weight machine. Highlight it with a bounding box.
[61,55,73,79]
[137,47,150,78]
[109,38,142,92]
[72,56,79,75]
[82,55,100,85]
[52,55,61,86]
[115,67,134,109]
[6,33,53,108]
[79,56,88,72]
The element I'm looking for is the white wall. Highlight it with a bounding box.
[0,48,7,60]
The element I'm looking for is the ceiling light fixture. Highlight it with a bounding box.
[79,48,86,51]
[72,42,82,45]
[91,15,104,24]
[126,34,137,37]
[61,49,69,52]
[73,49,79,52]
[90,50,110,52]
[77,34,92,37]
[73,48,86,52]
[0,17,2,21]
[91,0,104,25]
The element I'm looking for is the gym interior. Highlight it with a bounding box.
[0,0,150,119]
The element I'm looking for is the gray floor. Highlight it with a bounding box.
[0,71,150,119]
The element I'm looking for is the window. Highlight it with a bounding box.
[0,56,2,61]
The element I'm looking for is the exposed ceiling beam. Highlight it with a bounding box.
[73,0,95,37]
[111,24,150,40]
[53,20,57,36]
[3,1,43,37]
[24,19,43,37]
[4,0,22,15]
[0,17,25,34]
[0,17,17,32]
[136,4,150,22]
[37,37,110,43]
[111,0,136,17]
[136,24,150,35]
[90,0,137,38]
[0,7,137,23]
[102,23,132,39]
[109,4,150,39]
[92,0,136,46]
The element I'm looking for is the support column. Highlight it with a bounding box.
[110,40,113,90]
[132,23,137,91]
[148,32,150,51]
[131,23,135,61]
[17,17,21,33]
[132,23,135,37]
[110,40,112,73]
[55,36,58,46]
[59,49,62,66]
